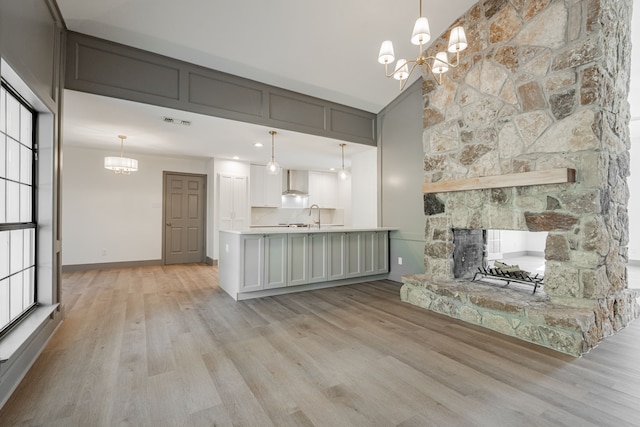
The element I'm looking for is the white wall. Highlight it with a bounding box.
[62,146,208,265]
[498,230,547,255]
[206,158,216,259]
[350,148,378,227]
[629,132,640,261]
[628,4,640,262]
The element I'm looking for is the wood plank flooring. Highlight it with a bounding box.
[1,264,640,426]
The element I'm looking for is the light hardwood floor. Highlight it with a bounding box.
[1,264,640,426]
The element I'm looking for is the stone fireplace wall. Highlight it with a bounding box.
[401,0,639,355]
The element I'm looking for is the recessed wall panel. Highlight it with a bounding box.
[171,228,182,253]
[189,73,263,117]
[188,194,198,219]
[75,44,180,100]
[331,108,375,140]
[171,194,182,219]
[187,228,198,252]
[188,180,199,191]
[269,93,325,130]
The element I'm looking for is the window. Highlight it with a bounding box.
[0,81,36,336]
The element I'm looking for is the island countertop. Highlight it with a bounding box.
[220,226,396,235]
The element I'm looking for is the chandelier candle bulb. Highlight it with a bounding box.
[411,17,431,45]
[394,59,409,81]
[378,41,395,64]
[448,26,467,52]
[432,52,449,75]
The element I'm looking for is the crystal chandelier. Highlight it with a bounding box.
[378,0,467,89]
[104,134,138,174]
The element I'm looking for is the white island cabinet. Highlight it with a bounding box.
[237,233,287,292]
[288,232,329,286]
[219,228,392,300]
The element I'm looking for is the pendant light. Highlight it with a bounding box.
[338,143,349,180]
[104,134,138,174]
[266,130,280,175]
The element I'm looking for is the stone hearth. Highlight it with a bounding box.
[401,0,640,356]
[402,275,638,356]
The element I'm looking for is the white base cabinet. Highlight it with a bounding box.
[327,232,346,281]
[328,231,389,280]
[240,235,263,292]
[288,233,309,287]
[346,232,363,278]
[362,230,389,276]
[309,233,329,283]
[264,234,287,289]
[234,233,287,293]
[219,230,389,300]
[288,233,328,286]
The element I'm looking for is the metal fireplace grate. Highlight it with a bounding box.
[473,262,544,294]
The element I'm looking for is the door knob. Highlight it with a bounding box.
[166,223,172,226]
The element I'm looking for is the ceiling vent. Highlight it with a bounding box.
[162,116,191,126]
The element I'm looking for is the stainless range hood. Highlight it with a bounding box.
[282,169,309,196]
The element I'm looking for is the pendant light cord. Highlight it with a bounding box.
[269,130,277,162]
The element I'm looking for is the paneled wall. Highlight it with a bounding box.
[65,32,377,146]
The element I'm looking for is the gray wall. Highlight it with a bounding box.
[379,80,426,282]
[0,0,64,408]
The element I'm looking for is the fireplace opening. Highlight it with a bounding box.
[453,229,548,294]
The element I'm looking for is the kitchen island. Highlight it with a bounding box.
[219,227,393,300]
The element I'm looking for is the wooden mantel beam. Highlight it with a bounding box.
[422,168,576,194]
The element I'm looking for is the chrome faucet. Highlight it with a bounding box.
[309,204,321,229]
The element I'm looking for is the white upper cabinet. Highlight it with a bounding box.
[250,164,282,207]
[308,171,339,209]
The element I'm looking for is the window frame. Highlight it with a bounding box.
[0,80,38,338]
